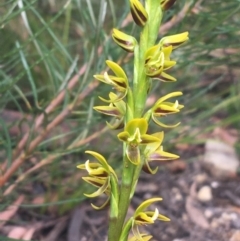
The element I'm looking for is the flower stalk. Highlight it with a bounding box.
[77,0,188,240]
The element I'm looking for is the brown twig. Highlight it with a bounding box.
[0,81,98,188]
[1,37,125,193]
[0,110,77,147]
[3,124,108,196]
[160,2,192,35]
[0,64,87,173]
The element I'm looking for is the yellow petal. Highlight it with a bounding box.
[91,196,110,210]
[160,32,189,49]
[134,198,162,216]
[152,114,181,128]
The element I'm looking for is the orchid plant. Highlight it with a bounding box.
[77,0,188,240]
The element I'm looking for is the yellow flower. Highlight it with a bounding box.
[94,60,128,102]
[144,32,189,82]
[77,151,118,210]
[94,92,126,129]
[151,91,184,128]
[143,132,179,174]
[145,44,176,82]
[118,118,161,165]
[130,198,170,240]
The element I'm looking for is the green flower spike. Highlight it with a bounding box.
[160,32,189,49]
[94,60,129,102]
[132,198,170,240]
[151,91,184,128]
[143,132,179,174]
[118,118,160,165]
[112,28,137,52]
[145,44,176,82]
[130,0,148,26]
[77,151,118,210]
[160,0,177,10]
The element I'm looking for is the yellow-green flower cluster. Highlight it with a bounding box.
[145,32,189,82]
[77,0,189,240]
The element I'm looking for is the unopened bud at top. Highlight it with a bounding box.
[130,0,148,26]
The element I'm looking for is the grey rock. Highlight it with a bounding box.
[202,139,239,178]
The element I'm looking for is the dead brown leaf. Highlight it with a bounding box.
[186,196,209,229]
[67,208,85,241]
[22,227,36,240]
[165,160,187,173]
[230,230,240,241]
[213,127,239,146]
[186,183,209,229]
[8,226,27,239]
[7,226,36,240]
[0,195,25,228]
[43,217,68,241]
[32,196,45,205]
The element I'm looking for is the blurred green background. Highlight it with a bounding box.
[0,0,239,221]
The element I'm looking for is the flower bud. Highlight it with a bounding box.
[130,0,148,26]
[112,28,137,52]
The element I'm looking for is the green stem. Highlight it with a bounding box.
[134,0,163,117]
[130,155,145,198]
[108,90,134,240]
[120,218,134,241]
[108,217,118,240]
[108,172,120,239]
[108,155,134,240]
